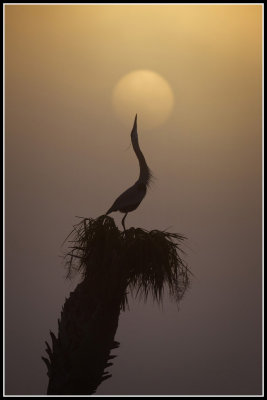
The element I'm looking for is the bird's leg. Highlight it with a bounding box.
[122,213,128,231]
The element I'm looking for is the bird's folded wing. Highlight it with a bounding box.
[107,184,145,213]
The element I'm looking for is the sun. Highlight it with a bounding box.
[112,70,174,130]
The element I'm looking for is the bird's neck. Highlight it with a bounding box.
[132,136,151,186]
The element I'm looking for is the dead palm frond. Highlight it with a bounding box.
[63,215,191,305]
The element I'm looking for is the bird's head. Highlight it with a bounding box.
[131,114,138,140]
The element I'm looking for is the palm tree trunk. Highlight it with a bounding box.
[43,265,128,395]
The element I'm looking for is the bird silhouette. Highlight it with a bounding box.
[106,114,152,231]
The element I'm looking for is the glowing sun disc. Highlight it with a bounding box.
[112,70,174,130]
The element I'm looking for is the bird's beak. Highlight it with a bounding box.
[132,114,137,133]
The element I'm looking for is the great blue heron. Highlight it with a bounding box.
[106,114,152,231]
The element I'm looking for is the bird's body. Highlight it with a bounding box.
[106,181,147,214]
[106,115,152,230]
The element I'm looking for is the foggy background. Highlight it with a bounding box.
[5,5,262,395]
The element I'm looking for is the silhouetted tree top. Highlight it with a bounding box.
[63,215,191,306]
[43,216,192,394]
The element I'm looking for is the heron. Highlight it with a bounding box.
[106,114,152,231]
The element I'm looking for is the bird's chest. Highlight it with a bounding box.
[135,184,147,201]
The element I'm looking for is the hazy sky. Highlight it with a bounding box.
[5,4,262,395]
